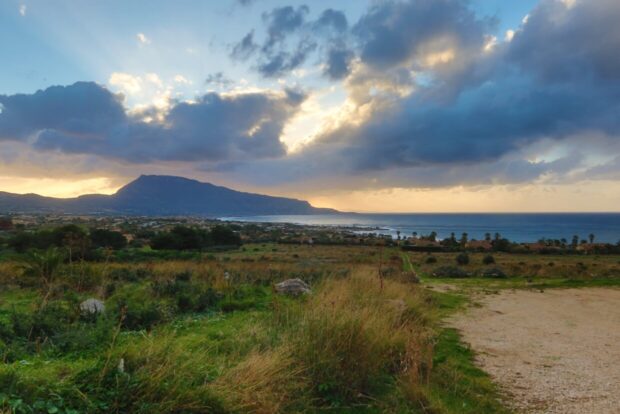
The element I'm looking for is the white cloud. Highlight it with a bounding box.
[145,73,162,87]
[19,4,27,16]
[109,72,143,95]
[173,75,191,84]
[505,30,515,42]
[136,33,151,45]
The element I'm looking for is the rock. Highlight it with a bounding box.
[275,278,311,296]
[80,298,105,314]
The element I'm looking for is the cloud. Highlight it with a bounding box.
[0,82,305,164]
[205,72,233,89]
[231,31,258,60]
[324,47,354,80]
[173,75,191,85]
[231,5,349,78]
[314,9,348,33]
[217,0,620,192]
[262,5,309,51]
[19,4,26,16]
[6,0,620,197]
[136,33,151,45]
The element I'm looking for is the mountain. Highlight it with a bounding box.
[0,175,337,216]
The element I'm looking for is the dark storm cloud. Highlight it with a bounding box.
[0,82,305,163]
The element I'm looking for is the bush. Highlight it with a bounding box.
[482,255,495,265]
[425,256,437,264]
[432,266,469,278]
[176,294,194,313]
[117,300,166,331]
[195,288,221,312]
[480,267,507,278]
[455,253,470,266]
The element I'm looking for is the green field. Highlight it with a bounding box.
[1,243,618,413]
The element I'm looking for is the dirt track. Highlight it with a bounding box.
[450,288,620,413]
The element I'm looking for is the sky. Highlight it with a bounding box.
[1,0,620,212]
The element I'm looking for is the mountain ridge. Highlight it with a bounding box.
[0,175,337,216]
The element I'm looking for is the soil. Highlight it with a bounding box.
[450,288,620,413]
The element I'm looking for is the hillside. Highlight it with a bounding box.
[0,175,337,216]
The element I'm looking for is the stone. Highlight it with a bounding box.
[80,298,105,314]
[275,278,311,296]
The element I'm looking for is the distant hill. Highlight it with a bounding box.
[0,175,337,216]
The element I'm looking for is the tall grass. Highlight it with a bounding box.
[215,268,434,411]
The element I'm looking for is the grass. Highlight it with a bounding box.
[0,243,618,413]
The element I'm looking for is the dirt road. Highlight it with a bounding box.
[450,288,620,413]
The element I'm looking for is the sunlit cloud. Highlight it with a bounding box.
[136,32,151,45]
[19,4,27,16]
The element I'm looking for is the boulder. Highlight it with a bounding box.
[80,298,105,314]
[275,278,311,296]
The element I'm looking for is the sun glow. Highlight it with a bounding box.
[0,176,119,198]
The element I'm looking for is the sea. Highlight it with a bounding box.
[220,213,620,243]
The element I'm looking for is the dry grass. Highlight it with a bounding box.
[213,267,434,412]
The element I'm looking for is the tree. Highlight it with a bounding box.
[589,233,595,244]
[485,233,491,242]
[428,231,437,242]
[571,235,579,249]
[396,230,401,240]
[90,229,127,250]
[210,225,242,246]
[460,232,468,246]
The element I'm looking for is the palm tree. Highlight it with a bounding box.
[589,233,595,244]
[460,232,468,246]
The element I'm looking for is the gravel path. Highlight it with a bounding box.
[450,288,620,413]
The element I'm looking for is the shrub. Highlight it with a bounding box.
[480,267,507,278]
[455,253,470,266]
[117,300,166,331]
[432,266,469,278]
[195,288,221,312]
[176,294,194,313]
[482,255,495,265]
[425,256,437,264]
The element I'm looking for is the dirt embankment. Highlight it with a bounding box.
[450,288,620,413]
